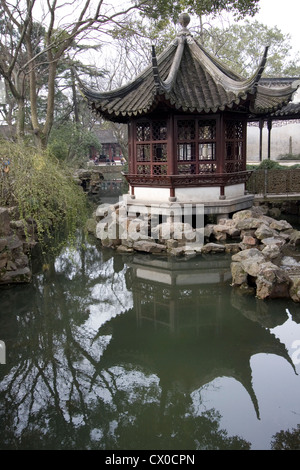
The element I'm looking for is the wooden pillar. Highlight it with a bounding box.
[167,114,175,175]
[217,115,225,174]
[168,115,176,200]
[242,119,247,170]
[219,185,225,200]
[128,122,134,173]
[218,115,226,200]
[267,118,272,160]
[128,121,135,197]
[259,119,264,162]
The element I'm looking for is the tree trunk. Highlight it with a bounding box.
[40,60,58,149]
[71,67,79,124]
[26,35,41,146]
[16,97,25,141]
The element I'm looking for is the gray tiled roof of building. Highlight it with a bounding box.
[80,14,300,123]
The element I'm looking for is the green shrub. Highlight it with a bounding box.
[246,164,258,170]
[256,159,282,170]
[48,122,102,167]
[278,153,300,160]
[0,140,88,253]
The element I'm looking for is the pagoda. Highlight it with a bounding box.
[81,13,299,217]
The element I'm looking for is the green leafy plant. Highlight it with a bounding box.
[48,122,102,167]
[278,153,300,161]
[0,140,88,253]
[255,159,282,170]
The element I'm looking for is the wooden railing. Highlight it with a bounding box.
[246,169,300,195]
[124,171,252,188]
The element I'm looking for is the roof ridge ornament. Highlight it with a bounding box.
[178,12,190,30]
[251,45,270,92]
[152,35,185,94]
[177,12,193,41]
[151,12,191,93]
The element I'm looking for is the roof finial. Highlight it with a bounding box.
[178,12,190,30]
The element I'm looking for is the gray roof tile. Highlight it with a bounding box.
[80,23,300,123]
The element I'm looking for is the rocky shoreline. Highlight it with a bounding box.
[89,201,300,302]
[3,197,300,303]
[0,207,38,285]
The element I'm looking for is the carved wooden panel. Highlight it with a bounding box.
[246,169,300,195]
[124,171,252,188]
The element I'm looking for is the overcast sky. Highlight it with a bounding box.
[252,0,300,54]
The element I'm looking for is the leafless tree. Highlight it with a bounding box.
[0,0,149,147]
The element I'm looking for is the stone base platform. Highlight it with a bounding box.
[123,193,254,219]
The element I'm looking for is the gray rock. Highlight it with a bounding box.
[116,245,134,254]
[0,267,32,284]
[241,255,267,278]
[235,218,263,231]
[204,224,214,239]
[0,208,11,236]
[256,262,291,300]
[95,203,112,221]
[0,238,7,252]
[201,243,225,253]
[169,247,185,257]
[231,262,248,286]
[288,230,300,246]
[270,219,293,231]
[232,208,264,221]
[153,222,194,242]
[225,243,241,254]
[289,277,300,302]
[268,207,281,218]
[232,248,264,263]
[133,240,166,253]
[261,237,286,247]
[166,239,178,249]
[254,223,275,240]
[241,235,257,246]
[261,244,281,260]
[281,256,300,267]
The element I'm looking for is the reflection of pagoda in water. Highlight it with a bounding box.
[130,254,231,332]
[99,255,297,420]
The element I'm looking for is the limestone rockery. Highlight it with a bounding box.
[89,201,300,302]
[0,207,37,285]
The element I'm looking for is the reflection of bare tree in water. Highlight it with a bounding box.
[0,234,133,449]
[1,233,286,450]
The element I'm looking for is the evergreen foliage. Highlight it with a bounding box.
[255,159,282,169]
[202,20,300,77]
[0,140,88,253]
[48,123,102,166]
[278,153,300,161]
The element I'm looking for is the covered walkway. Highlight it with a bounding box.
[248,78,300,161]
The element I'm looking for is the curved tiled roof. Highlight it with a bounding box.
[273,102,300,117]
[80,16,300,123]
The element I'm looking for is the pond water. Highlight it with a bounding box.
[0,199,300,450]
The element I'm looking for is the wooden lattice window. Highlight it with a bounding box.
[176,118,216,174]
[135,120,168,175]
[225,120,245,173]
